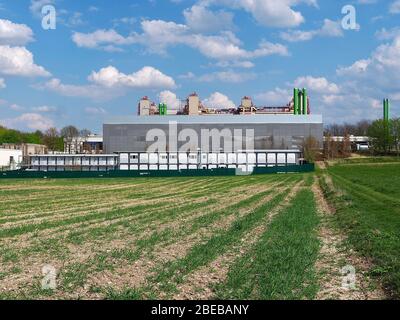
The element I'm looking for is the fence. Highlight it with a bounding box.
[0,164,314,179]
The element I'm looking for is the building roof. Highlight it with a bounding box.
[104,114,323,125]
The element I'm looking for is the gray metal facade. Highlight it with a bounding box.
[103,115,323,153]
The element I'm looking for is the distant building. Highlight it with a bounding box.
[0,143,47,157]
[64,134,103,154]
[187,93,200,115]
[323,135,370,151]
[138,96,151,116]
[0,149,23,170]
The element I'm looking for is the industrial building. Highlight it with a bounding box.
[105,89,322,155]
[103,114,323,154]
[27,89,323,172]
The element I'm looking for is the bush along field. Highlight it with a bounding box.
[0,162,397,300]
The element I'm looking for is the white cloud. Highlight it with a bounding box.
[183,4,234,33]
[30,0,55,17]
[32,105,57,113]
[0,77,5,88]
[337,35,400,89]
[337,59,371,76]
[38,66,176,100]
[73,20,288,61]
[0,19,34,46]
[66,12,85,27]
[10,104,25,111]
[0,45,50,77]
[326,34,400,122]
[254,87,291,105]
[215,60,255,68]
[390,0,400,14]
[88,66,176,89]
[38,78,117,100]
[280,19,343,42]
[198,70,256,83]
[85,107,107,115]
[375,27,400,40]
[293,76,340,94]
[203,92,236,109]
[178,72,195,79]
[1,113,54,131]
[88,6,99,12]
[203,0,317,28]
[158,90,181,110]
[72,29,135,51]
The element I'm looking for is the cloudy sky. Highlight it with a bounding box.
[0,0,399,132]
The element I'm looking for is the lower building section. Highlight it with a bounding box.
[118,150,302,171]
[29,150,303,172]
[29,154,118,171]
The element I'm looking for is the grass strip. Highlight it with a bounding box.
[214,188,320,300]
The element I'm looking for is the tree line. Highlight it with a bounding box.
[0,125,90,152]
[324,118,400,156]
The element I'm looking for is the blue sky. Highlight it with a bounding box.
[0,0,399,133]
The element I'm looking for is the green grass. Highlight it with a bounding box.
[214,189,320,300]
[322,163,400,298]
[333,156,400,165]
[143,188,292,297]
[11,171,400,300]
[3,174,318,299]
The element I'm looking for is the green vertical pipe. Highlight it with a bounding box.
[384,99,386,121]
[298,90,303,115]
[386,99,390,121]
[294,88,299,115]
[302,88,307,115]
[383,99,389,122]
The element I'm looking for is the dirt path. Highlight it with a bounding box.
[315,161,327,170]
[312,176,386,300]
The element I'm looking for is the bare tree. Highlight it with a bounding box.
[43,127,60,152]
[61,125,79,154]
[340,133,351,158]
[303,136,319,163]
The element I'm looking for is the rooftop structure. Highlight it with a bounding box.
[137,90,311,116]
[64,134,103,154]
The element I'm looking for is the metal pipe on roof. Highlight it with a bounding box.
[302,88,307,115]
[294,88,299,115]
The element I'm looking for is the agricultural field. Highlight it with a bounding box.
[0,161,398,300]
[320,159,400,299]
